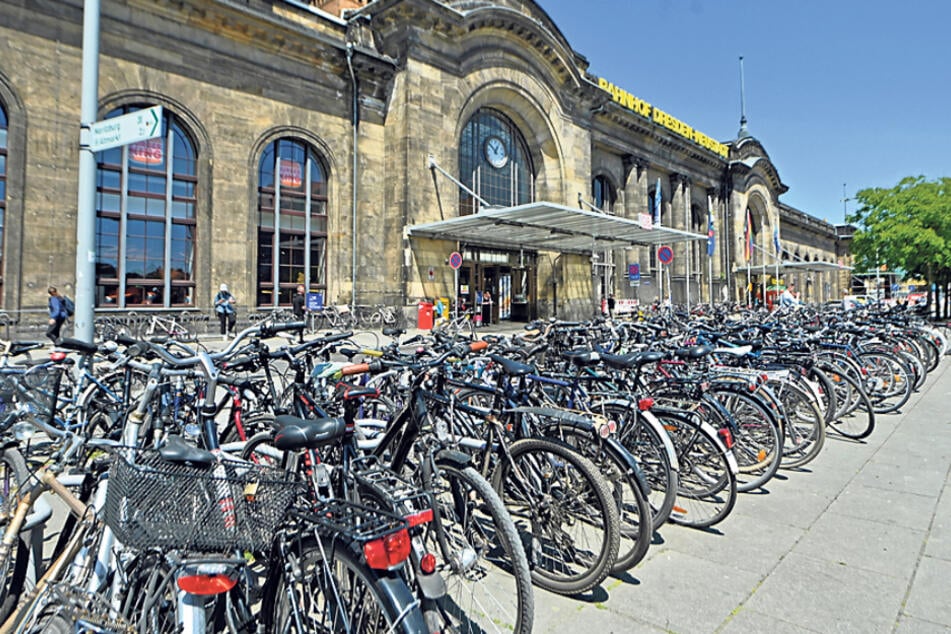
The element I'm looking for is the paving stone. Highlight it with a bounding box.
[825,481,937,531]
[924,488,951,561]
[742,551,907,633]
[902,556,951,627]
[852,458,946,497]
[719,607,824,633]
[793,512,925,581]
[604,549,762,633]
[657,510,804,576]
[894,614,951,634]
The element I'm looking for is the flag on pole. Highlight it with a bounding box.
[773,226,781,256]
[653,178,662,226]
[743,207,753,261]
[706,195,716,257]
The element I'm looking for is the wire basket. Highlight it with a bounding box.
[103,450,304,552]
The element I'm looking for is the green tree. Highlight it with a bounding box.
[847,176,951,316]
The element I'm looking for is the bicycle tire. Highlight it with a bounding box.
[0,447,32,623]
[825,371,876,439]
[491,437,620,595]
[596,400,678,532]
[858,351,913,414]
[708,387,783,493]
[266,536,428,633]
[422,462,534,634]
[540,424,653,574]
[652,410,738,529]
[770,379,826,469]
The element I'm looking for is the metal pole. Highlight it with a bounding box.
[74,0,101,342]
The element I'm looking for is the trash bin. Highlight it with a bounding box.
[417,301,434,330]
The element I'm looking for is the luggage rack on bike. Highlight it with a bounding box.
[352,462,434,518]
[103,449,304,552]
[295,498,409,544]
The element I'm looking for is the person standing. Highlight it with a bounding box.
[214,283,237,339]
[780,282,800,307]
[292,284,307,343]
[46,286,68,344]
[607,294,616,318]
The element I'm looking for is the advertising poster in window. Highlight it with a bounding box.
[279,159,302,188]
[129,139,163,165]
[499,275,511,320]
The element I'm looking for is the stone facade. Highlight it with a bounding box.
[0,0,845,321]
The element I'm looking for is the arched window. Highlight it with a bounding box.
[95,105,197,307]
[592,175,616,213]
[256,138,327,307]
[0,104,7,304]
[458,108,533,214]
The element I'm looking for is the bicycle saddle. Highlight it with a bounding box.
[55,337,99,356]
[6,341,44,357]
[561,349,601,367]
[273,415,347,451]
[600,350,663,370]
[159,435,215,467]
[488,354,533,376]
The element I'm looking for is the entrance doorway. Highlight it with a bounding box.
[458,248,536,324]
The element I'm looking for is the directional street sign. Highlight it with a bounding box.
[87,105,163,152]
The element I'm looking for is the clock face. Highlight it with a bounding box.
[484,136,509,169]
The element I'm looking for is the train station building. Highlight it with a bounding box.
[0,0,850,323]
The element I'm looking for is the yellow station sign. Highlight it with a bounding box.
[597,78,730,158]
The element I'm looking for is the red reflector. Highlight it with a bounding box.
[176,574,237,596]
[364,528,412,570]
[420,552,437,575]
[50,351,67,362]
[637,398,655,411]
[717,428,734,449]
[406,508,434,527]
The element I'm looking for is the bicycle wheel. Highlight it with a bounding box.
[120,554,179,633]
[492,437,620,595]
[422,462,533,634]
[267,536,427,633]
[825,370,876,439]
[858,351,913,414]
[771,379,826,469]
[653,410,738,529]
[541,423,653,573]
[600,402,678,531]
[0,448,32,623]
[709,388,783,493]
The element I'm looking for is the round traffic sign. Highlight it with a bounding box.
[657,245,674,264]
[448,251,463,270]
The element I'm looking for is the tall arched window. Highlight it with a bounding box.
[458,108,533,214]
[256,138,327,307]
[0,104,7,304]
[592,175,616,213]
[95,105,197,307]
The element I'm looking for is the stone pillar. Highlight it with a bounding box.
[623,156,651,301]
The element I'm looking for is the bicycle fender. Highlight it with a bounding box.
[602,436,652,500]
[374,571,429,633]
[435,449,472,471]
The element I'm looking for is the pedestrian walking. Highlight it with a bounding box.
[292,284,307,343]
[214,283,237,339]
[46,286,69,344]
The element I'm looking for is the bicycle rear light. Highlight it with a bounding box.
[420,552,437,575]
[637,397,654,411]
[176,565,239,596]
[364,528,412,570]
[717,428,734,449]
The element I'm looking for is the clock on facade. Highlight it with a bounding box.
[484,136,509,169]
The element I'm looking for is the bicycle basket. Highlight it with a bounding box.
[17,365,64,422]
[103,450,304,552]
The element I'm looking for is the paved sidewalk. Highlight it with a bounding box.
[531,359,951,633]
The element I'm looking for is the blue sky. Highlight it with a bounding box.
[538,0,950,225]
